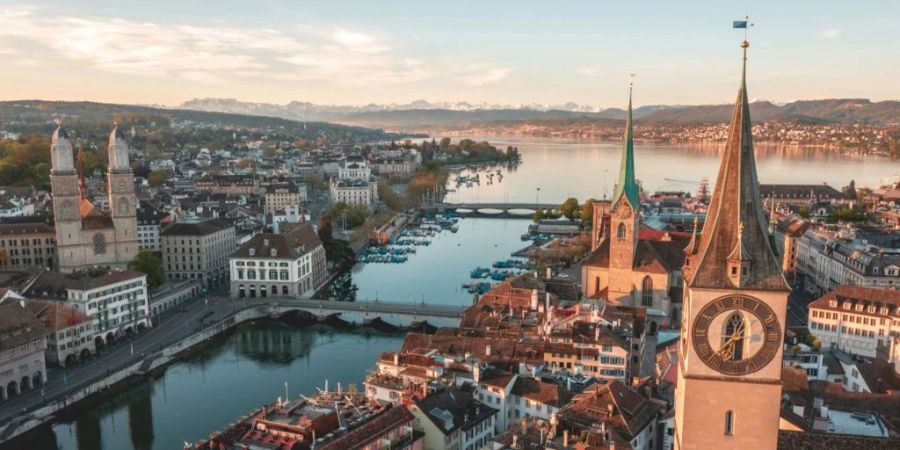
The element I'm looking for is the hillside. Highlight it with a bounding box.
[0,100,399,142]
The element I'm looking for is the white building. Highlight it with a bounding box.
[25,270,152,345]
[338,156,371,180]
[330,178,378,206]
[137,202,167,252]
[228,223,327,299]
[264,183,303,215]
[0,290,49,400]
[807,284,900,366]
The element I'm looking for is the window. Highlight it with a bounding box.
[616,223,626,240]
[93,233,107,255]
[641,276,653,306]
[724,410,735,436]
[723,313,745,361]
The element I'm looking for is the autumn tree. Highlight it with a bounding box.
[560,197,580,220]
[147,170,170,187]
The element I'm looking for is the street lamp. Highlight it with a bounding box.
[535,187,541,210]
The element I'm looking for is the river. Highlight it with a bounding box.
[13,137,898,450]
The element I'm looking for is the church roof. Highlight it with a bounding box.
[611,86,639,209]
[684,43,788,292]
[583,229,688,273]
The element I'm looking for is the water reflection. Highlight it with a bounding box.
[7,321,404,450]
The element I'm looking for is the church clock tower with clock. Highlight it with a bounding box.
[675,39,790,450]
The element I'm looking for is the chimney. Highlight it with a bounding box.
[473,364,481,383]
[563,429,569,447]
[485,345,491,357]
[595,325,600,341]
[545,292,551,312]
[545,267,552,278]
[393,352,400,366]
[531,289,539,311]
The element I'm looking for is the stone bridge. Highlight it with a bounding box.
[424,202,561,217]
[243,298,465,329]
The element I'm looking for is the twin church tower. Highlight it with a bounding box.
[606,41,790,449]
[49,124,138,272]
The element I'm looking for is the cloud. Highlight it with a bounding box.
[0,9,436,87]
[820,29,840,39]
[578,67,603,76]
[459,66,514,86]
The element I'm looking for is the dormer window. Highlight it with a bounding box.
[855,304,863,312]
[867,305,876,314]
[881,307,889,315]
[829,300,838,308]
[271,249,277,257]
[249,248,255,256]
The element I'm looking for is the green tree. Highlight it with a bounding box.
[532,208,545,222]
[304,174,328,191]
[147,170,170,187]
[798,206,811,219]
[128,251,165,289]
[329,202,371,229]
[560,197,580,220]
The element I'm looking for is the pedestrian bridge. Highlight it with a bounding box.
[426,202,561,217]
[236,298,465,329]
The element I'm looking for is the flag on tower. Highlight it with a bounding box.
[733,20,748,29]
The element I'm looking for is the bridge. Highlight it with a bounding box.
[247,297,465,329]
[424,202,561,217]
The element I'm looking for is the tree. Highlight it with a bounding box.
[532,208,545,222]
[798,206,811,219]
[329,202,371,229]
[128,251,165,289]
[378,182,405,211]
[841,179,857,200]
[580,199,597,225]
[147,170,170,187]
[560,197,580,220]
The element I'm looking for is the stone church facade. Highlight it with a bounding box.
[50,124,138,272]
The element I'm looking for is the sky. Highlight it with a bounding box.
[0,0,898,108]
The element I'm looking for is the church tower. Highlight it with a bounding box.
[675,41,790,450]
[607,83,640,299]
[50,124,86,270]
[107,124,138,263]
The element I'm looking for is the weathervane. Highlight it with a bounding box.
[734,15,754,47]
[629,73,636,90]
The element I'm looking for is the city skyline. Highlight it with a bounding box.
[1,1,898,108]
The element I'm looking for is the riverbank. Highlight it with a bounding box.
[11,322,407,450]
[0,298,462,448]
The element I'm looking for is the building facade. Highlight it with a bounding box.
[161,218,236,288]
[264,183,302,215]
[0,291,49,401]
[0,221,56,271]
[51,125,138,273]
[26,299,97,367]
[25,270,151,344]
[796,228,900,297]
[330,178,378,206]
[229,223,326,299]
[807,284,900,365]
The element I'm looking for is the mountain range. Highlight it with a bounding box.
[180,98,900,131]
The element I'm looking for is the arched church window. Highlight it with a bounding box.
[641,276,653,306]
[617,223,626,240]
[724,410,735,435]
[722,313,745,361]
[93,233,107,255]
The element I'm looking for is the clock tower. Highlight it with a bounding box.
[675,40,790,450]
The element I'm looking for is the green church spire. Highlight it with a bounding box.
[612,79,639,209]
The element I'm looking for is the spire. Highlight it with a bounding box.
[684,40,788,291]
[611,76,639,209]
[50,120,75,173]
[108,122,130,172]
[685,216,700,255]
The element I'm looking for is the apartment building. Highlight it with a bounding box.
[0,221,56,271]
[807,285,900,364]
[228,223,326,299]
[161,218,236,288]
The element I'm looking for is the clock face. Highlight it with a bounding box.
[691,295,782,376]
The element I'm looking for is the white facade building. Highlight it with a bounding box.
[0,291,49,400]
[330,178,378,206]
[228,224,327,299]
[807,284,900,365]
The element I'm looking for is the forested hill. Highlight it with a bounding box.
[0,100,398,142]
